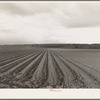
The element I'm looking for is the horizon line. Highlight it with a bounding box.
[1,43,100,45]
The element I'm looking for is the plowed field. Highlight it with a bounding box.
[0,46,100,88]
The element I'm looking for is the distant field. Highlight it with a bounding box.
[0,46,100,88]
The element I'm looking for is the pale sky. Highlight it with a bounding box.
[0,2,100,44]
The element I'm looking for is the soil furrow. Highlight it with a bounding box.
[0,51,44,86]
[50,51,64,88]
[12,51,46,86]
[0,50,42,72]
[46,50,59,88]
[0,50,40,67]
[51,50,86,88]
[54,50,100,88]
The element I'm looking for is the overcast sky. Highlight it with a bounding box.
[0,2,100,44]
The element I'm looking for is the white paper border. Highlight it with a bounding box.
[0,89,100,99]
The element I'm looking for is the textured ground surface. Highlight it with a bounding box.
[0,46,100,88]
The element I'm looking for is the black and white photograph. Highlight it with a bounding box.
[0,2,100,89]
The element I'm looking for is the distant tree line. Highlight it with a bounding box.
[1,44,100,49]
[32,44,100,49]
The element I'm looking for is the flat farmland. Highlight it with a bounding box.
[0,46,100,88]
